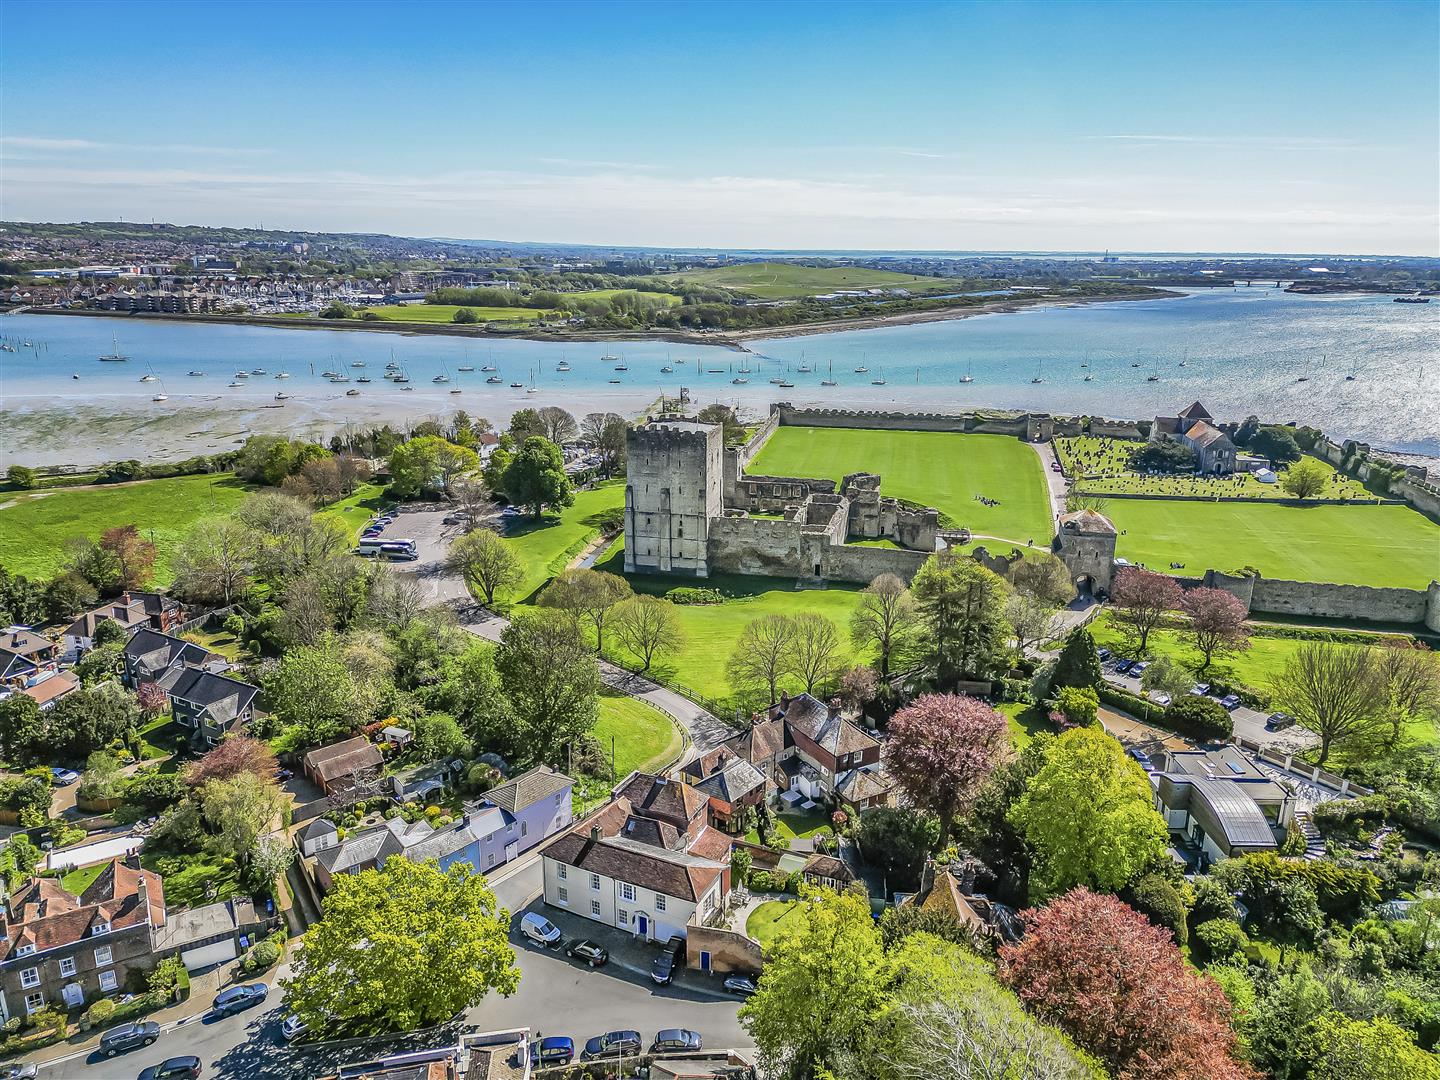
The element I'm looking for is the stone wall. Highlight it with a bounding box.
[708,515,806,578]
[774,403,1032,437]
[1196,570,1440,632]
[727,472,834,514]
[820,543,930,583]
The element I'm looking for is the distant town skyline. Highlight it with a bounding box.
[2,0,1435,256]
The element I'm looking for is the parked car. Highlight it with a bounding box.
[651,1028,703,1054]
[1191,682,1211,696]
[1095,647,1112,661]
[211,983,268,1016]
[1129,661,1150,676]
[0,1065,38,1080]
[99,1021,160,1057]
[528,1037,575,1067]
[136,1058,201,1080]
[651,936,684,985]
[520,911,563,948]
[580,1030,643,1062]
[723,973,759,997]
[280,1012,309,1042]
[1265,712,1295,731]
[566,939,609,967]
[50,767,80,786]
[1111,659,1134,674]
[1126,747,1153,769]
[1149,691,1173,707]
[1220,694,1243,711]
[382,550,419,562]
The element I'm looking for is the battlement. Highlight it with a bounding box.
[633,417,719,446]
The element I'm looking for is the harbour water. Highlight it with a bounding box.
[1,287,1436,459]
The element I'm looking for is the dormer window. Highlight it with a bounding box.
[92,921,110,936]
[15,944,34,957]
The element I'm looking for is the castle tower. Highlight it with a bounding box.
[624,419,722,577]
[1053,508,1118,596]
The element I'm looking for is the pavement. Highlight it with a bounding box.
[1031,439,1068,526]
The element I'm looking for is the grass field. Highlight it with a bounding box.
[665,261,962,300]
[354,304,547,323]
[1104,499,1439,589]
[748,426,1053,542]
[500,481,625,602]
[315,482,388,538]
[593,691,683,777]
[0,474,254,582]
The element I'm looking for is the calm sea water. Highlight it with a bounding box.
[2,287,1437,455]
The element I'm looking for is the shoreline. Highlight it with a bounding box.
[15,288,1181,349]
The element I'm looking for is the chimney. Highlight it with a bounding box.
[827,698,842,721]
[778,692,790,714]
[589,825,601,843]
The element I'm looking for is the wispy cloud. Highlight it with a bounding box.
[537,157,657,171]
[0,135,271,157]
[1083,134,1379,152]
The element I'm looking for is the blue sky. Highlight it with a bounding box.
[2,0,1435,254]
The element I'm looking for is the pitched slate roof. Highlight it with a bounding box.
[124,628,212,679]
[1177,401,1214,423]
[619,815,681,850]
[166,668,257,722]
[3,859,164,960]
[303,736,383,785]
[689,754,766,806]
[299,817,338,842]
[483,765,573,815]
[0,628,53,659]
[772,693,878,759]
[613,773,708,832]
[65,599,150,642]
[834,767,893,805]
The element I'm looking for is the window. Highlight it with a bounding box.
[590,873,601,891]
[617,909,628,927]
[24,993,43,1014]
[520,821,528,837]
[487,851,495,867]
[655,895,667,912]
[91,921,110,936]
[591,900,601,917]
[98,970,118,992]
[620,882,636,902]
[20,968,39,989]
[94,946,112,967]
[557,886,568,905]
[58,957,76,978]
[557,864,567,881]
[15,944,34,958]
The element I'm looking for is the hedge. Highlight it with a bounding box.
[1096,683,1166,725]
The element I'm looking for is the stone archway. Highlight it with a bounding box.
[1074,574,1094,598]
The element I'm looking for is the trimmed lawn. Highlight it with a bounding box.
[185,628,244,663]
[748,427,1053,542]
[1103,499,1439,589]
[61,863,107,896]
[594,691,683,777]
[501,481,625,602]
[666,262,963,300]
[999,702,1050,749]
[0,474,253,582]
[140,851,241,908]
[136,715,188,761]
[316,482,388,539]
[354,304,547,323]
[746,899,810,949]
[743,809,830,848]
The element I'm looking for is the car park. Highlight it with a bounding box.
[565,939,609,967]
[137,1057,202,1080]
[99,1021,160,1057]
[651,936,684,985]
[1129,661,1150,676]
[50,767,80,786]
[1220,694,1243,710]
[580,1030,643,1061]
[1265,712,1295,731]
[211,983,268,1016]
[529,1037,575,1066]
[651,1028,703,1054]
[521,911,563,948]
[1111,659,1133,674]
[723,973,759,996]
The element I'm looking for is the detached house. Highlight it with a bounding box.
[121,629,216,689]
[0,858,166,1020]
[1151,745,1295,867]
[0,628,59,693]
[121,630,254,746]
[62,592,183,657]
[542,773,732,945]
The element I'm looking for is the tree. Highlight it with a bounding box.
[1251,426,1302,466]
[0,694,44,764]
[7,465,37,490]
[1164,695,1233,740]
[410,712,472,760]
[884,694,1010,849]
[242,835,295,898]
[424,641,509,751]
[200,771,286,859]
[283,859,519,1034]
[728,614,797,705]
[1311,1014,1440,1080]
[449,476,491,526]
[1011,551,1076,608]
[264,643,368,748]
[611,595,684,672]
[1141,656,1195,702]
[170,517,255,607]
[1374,639,1440,749]
[738,885,890,1080]
[1270,642,1385,766]
[838,665,879,713]
[1181,587,1251,674]
[507,409,545,441]
[446,528,522,605]
[535,406,578,444]
[696,403,746,445]
[91,617,128,649]
[184,735,278,788]
[99,525,157,592]
[910,553,1013,684]
[502,436,574,517]
[581,412,629,476]
[451,306,478,323]
[1055,685,1099,726]
[1010,727,1168,900]
[46,684,139,759]
[791,613,842,694]
[1281,458,1329,500]
[1110,567,1184,655]
[849,573,921,677]
[136,680,169,716]
[494,610,600,765]
[999,888,1252,1080]
[72,641,123,686]
[386,436,479,499]
[538,569,632,654]
[44,573,97,621]
[1051,627,1102,690]
[856,807,940,893]
[1006,592,1062,653]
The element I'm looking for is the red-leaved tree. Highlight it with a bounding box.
[99,524,158,592]
[136,681,169,717]
[184,735,279,789]
[999,888,1254,1080]
[1109,567,1183,655]
[1180,586,1251,674]
[882,693,1010,848]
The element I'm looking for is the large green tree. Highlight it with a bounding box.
[494,609,600,764]
[283,859,519,1034]
[538,569,632,654]
[263,641,371,748]
[502,436,574,517]
[446,528,523,605]
[386,436,479,498]
[1051,627,1102,690]
[1010,727,1168,901]
[910,553,1013,684]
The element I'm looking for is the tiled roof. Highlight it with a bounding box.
[722,717,785,765]
[65,600,149,641]
[619,815,680,850]
[685,826,734,862]
[1177,401,1214,422]
[483,765,573,814]
[22,670,79,707]
[546,827,723,903]
[303,737,383,784]
[689,755,766,806]
[613,773,707,831]
[835,767,892,804]
[1184,420,1235,451]
[802,853,854,882]
[773,693,877,759]
[4,859,164,959]
[167,668,257,722]
[0,628,53,658]
[1059,508,1117,535]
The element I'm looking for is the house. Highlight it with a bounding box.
[541,773,731,944]
[1151,401,1237,474]
[302,737,384,798]
[721,693,892,812]
[297,817,340,858]
[120,629,215,689]
[0,858,166,1020]
[800,853,855,890]
[19,670,80,711]
[166,668,258,747]
[0,627,59,692]
[391,759,462,801]
[309,767,574,892]
[62,597,150,656]
[900,858,1023,944]
[680,747,767,833]
[1151,745,1295,866]
[151,897,270,972]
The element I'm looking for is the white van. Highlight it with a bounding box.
[521,912,562,948]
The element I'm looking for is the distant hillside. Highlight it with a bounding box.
[663,261,964,299]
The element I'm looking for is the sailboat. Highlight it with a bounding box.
[797,353,813,374]
[486,372,503,384]
[959,360,974,384]
[821,359,837,387]
[556,357,571,372]
[98,333,129,362]
[151,380,169,402]
[871,368,887,386]
[527,368,540,393]
[1345,357,1359,382]
[1031,360,1045,384]
[433,360,451,384]
[1146,359,1160,382]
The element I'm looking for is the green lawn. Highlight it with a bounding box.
[594,691,683,777]
[140,851,241,909]
[746,899,810,950]
[354,304,548,323]
[999,701,1050,749]
[0,473,254,582]
[500,481,626,602]
[315,482,387,539]
[748,426,1053,542]
[136,716,188,760]
[61,863,107,896]
[744,809,830,847]
[1103,499,1439,589]
[665,262,963,300]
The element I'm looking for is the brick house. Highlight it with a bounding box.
[0,859,166,1020]
[680,747,767,832]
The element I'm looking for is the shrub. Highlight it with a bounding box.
[1163,696,1233,741]
[221,614,245,638]
[1128,873,1191,946]
[1096,682,1166,724]
[1190,875,1239,926]
[1193,918,1247,962]
[664,586,725,605]
[242,940,280,972]
[1056,685,1100,727]
[82,997,117,1030]
[748,869,775,893]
